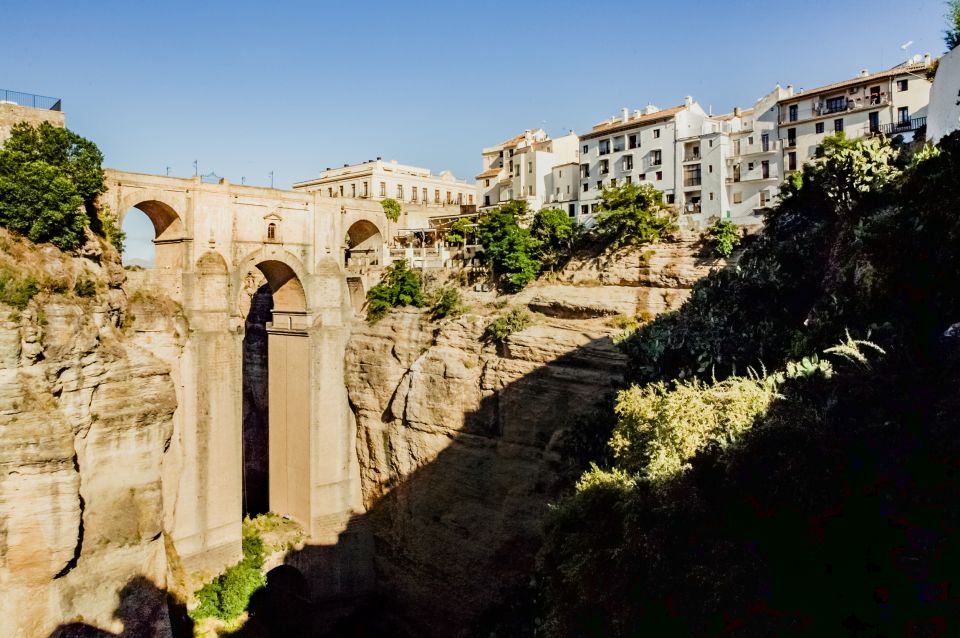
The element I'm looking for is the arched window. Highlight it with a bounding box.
[267,223,277,241]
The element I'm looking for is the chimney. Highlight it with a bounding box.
[733,107,741,117]
[633,109,641,118]
[621,107,629,123]
[786,84,794,97]
[860,69,869,77]
[644,104,660,115]
[684,95,693,107]
[924,53,932,65]
[376,156,382,160]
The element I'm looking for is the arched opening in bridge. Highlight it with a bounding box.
[240,259,309,522]
[120,200,184,270]
[345,220,383,269]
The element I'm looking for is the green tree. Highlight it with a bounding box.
[702,219,741,258]
[947,0,960,49]
[593,182,677,249]
[381,197,402,222]
[444,217,474,245]
[531,207,578,270]
[0,122,105,250]
[365,259,424,322]
[478,201,541,292]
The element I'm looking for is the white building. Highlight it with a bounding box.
[293,158,476,208]
[577,98,712,224]
[476,129,579,216]
[927,46,960,144]
[777,56,934,172]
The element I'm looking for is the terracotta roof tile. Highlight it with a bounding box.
[781,62,931,102]
[580,105,687,140]
[475,167,501,179]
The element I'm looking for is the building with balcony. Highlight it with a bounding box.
[476,129,579,215]
[293,158,475,210]
[777,55,934,171]
[577,97,711,223]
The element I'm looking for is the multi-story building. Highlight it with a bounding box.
[577,97,711,223]
[476,129,579,215]
[777,56,934,173]
[293,158,475,208]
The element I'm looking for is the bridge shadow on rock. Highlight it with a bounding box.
[275,321,627,638]
[47,575,194,638]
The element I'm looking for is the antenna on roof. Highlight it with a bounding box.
[900,40,913,63]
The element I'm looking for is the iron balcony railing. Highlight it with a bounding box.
[683,152,701,162]
[874,116,927,135]
[683,177,702,187]
[0,89,61,111]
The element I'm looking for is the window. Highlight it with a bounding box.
[898,106,910,124]
[683,164,701,187]
[653,128,661,139]
[363,182,369,197]
[708,164,713,173]
[788,152,797,171]
[527,161,533,174]
[514,164,520,177]
[582,183,588,193]
[638,173,646,181]
[815,122,825,134]
[568,203,576,217]
[761,133,770,151]
[613,136,625,152]
[397,184,403,199]
[748,136,754,145]
[435,189,440,204]
[380,182,386,197]
[596,180,603,190]
[733,164,741,182]
[897,79,908,92]
[826,96,846,113]
[411,186,418,202]
[651,149,662,166]
[582,144,589,154]
[267,223,277,240]
[834,118,844,133]
[610,178,617,187]
[327,187,333,197]
[339,185,344,197]
[623,155,633,170]
[628,134,638,149]
[709,192,714,201]
[748,162,755,171]
[760,191,768,207]
[599,159,609,175]
[457,192,463,204]
[787,127,797,147]
[484,179,491,187]
[509,160,514,173]
[580,163,590,179]
[733,192,743,204]
[526,185,533,196]
[446,191,452,204]
[788,104,798,122]
[599,139,611,155]
[625,175,632,184]
[484,195,490,206]
[469,194,474,205]
[666,194,674,204]
[581,205,589,216]
[351,183,356,197]
[655,170,663,181]
[761,160,770,179]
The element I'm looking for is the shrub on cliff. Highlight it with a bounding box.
[0,122,106,251]
[365,259,423,322]
[531,206,580,271]
[593,182,677,250]
[484,306,532,342]
[478,201,541,292]
[702,219,741,258]
[429,285,465,320]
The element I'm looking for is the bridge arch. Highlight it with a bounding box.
[118,191,186,274]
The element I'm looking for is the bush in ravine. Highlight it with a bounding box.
[365,259,423,322]
[429,285,465,321]
[0,122,106,251]
[484,307,532,342]
[190,527,266,621]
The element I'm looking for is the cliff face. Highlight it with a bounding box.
[345,309,627,635]
[0,232,178,638]
[343,239,723,635]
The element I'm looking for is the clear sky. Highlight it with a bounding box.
[1,0,949,262]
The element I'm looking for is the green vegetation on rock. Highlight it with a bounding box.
[593,182,677,250]
[365,259,423,322]
[484,306,532,342]
[702,218,741,258]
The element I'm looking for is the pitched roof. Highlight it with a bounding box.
[580,105,687,140]
[475,167,501,179]
[781,62,931,102]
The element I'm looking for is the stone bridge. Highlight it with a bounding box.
[101,169,401,586]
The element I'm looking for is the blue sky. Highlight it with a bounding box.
[1,0,949,261]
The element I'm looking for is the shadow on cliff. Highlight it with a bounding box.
[46,575,194,638]
[276,322,626,638]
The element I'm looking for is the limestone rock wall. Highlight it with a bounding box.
[0,234,178,638]
[345,309,627,635]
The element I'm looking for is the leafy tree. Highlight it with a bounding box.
[429,285,465,320]
[365,259,423,322]
[593,182,677,249]
[947,0,960,49]
[0,122,105,250]
[381,197,401,222]
[702,219,741,258]
[444,217,474,245]
[531,207,579,270]
[478,201,541,292]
